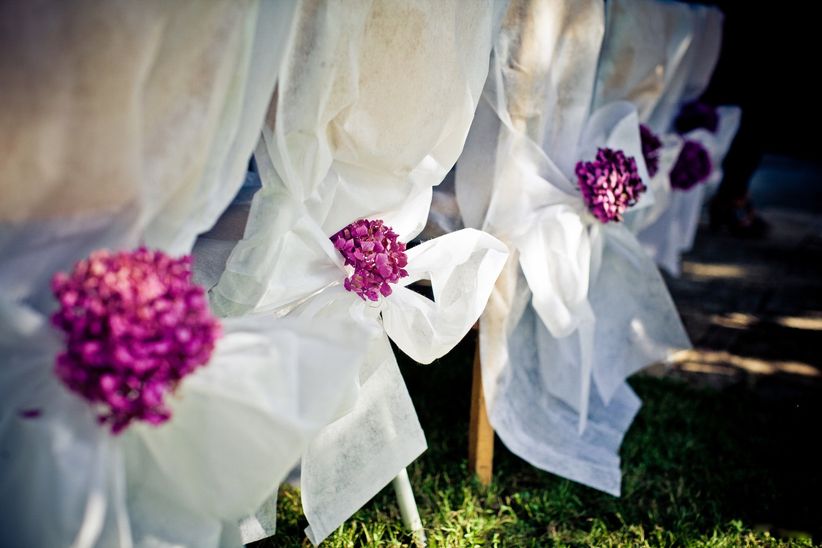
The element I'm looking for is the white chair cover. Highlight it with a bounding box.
[455,0,690,496]
[592,0,696,235]
[0,2,365,546]
[202,1,508,543]
[637,4,741,274]
[592,0,741,274]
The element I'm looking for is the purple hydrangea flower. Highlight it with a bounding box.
[674,101,719,135]
[669,140,713,191]
[640,124,663,178]
[50,248,221,434]
[331,219,409,301]
[575,147,647,223]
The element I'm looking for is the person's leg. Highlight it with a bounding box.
[709,111,770,237]
[715,111,760,202]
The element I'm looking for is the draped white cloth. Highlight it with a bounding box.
[592,0,741,274]
[638,107,740,275]
[454,0,690,496]
[203,1,508,543]
[592,0,696,236]
[636,4,741,274]
[0,2,367,546]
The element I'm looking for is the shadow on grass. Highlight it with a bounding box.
[256,331,821,547]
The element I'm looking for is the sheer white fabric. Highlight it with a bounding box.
[454,0,690,496]
[593,0,695,126]
[205,1,507,543]
[638,107,740,275]
[592,0,741,274]
[1,0,295,303]
[290,230,507,544]
[636,5,741,275]
[592,0,696,235]
[0,2,368,547]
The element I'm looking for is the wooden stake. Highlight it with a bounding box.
[468,329,494,485]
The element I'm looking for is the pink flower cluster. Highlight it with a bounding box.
[575,147,647,223]
[669,140,712,191]
[331,219,409,301]
[640,124,663,178]
[51,248,221,434]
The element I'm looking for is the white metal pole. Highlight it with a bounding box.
[391,468,426,547]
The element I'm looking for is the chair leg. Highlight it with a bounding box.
[468,331,494,485]
[392,468,426,546]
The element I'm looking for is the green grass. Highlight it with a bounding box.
[253,333,821,547]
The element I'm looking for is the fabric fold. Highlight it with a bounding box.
[382,229,508,364]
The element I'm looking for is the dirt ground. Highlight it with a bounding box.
[660,206,822,400]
